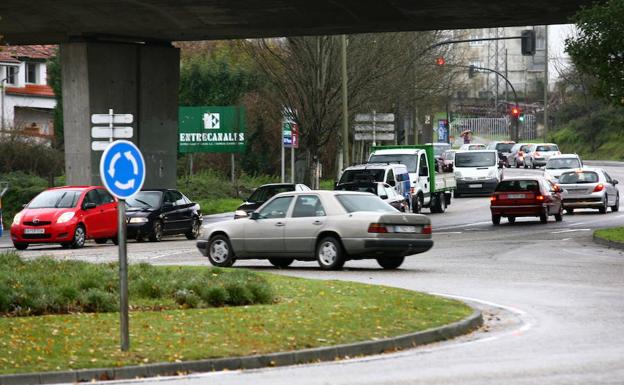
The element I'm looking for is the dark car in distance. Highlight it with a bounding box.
[125,189,202,241]
[235,183,311,218]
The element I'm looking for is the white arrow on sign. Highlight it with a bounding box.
[91,126,133,139]
[91,114,134,125]
[354,132,395,141]
[355,113,395,123]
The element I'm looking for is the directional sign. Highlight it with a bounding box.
[355,113,395,122]
[354,123,395,132]
[91,114,134,125]
[92,141,111,151]
[91,126,133,139]
[99,140,146,200]
[355,132,395,141]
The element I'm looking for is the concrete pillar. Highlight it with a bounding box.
[61,42,179,188]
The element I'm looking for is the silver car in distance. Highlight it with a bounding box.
[196,190,433,270]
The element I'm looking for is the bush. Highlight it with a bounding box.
[0,253,275,316]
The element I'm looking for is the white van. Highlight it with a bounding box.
[337,163,411,204]
[453,150,501,197]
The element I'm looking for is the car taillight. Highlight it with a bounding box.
[593,183,604,192]
[490,195,498,202]
[422,225,432,235]
[535,195,545,201]
[535,152,541,157]
[368,223,388,233]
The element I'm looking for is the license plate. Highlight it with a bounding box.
[24,228,45,234]
[469,184,482,188]
[507,194,526,199]
[393,225,417,233]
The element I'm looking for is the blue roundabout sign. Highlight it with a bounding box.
[99,140,146,200]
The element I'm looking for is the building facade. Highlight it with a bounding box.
[0,45,57,139]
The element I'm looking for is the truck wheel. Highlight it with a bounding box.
[431,193,446,213]
[412,195,422,214]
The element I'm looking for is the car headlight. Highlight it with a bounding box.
[129,217,149,223]
[488,169,497,179]
[234,210,248,219]
[12,212,23,226]
[57,212,75,224]
[454,171,463,179]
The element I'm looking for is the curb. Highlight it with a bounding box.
[0,310,483,385]
[593,234,624,250]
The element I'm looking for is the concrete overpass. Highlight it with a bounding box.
[0,0,593,187]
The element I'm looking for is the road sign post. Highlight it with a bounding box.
[99,140,146,352]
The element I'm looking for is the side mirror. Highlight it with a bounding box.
[83,202,97,210]
[22,203,28,208]
[380,195,388,200]
[250,212,261,220]
[613,179,619,185]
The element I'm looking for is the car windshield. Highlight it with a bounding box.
[339,169,386,184]
[368,154,416,173]
[335,183,379,195]
[496,143,514,152]
[496,180,540,192]
[559,171,599,184]
[248,186,293,203]
[336,194,397,213]
[545,158,581,169]
[28,190,82,209]
[536,145,559,152]
[126,191,163,208]
[454,152,496,167]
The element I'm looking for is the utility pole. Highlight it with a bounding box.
[341,34,349,167]
[543,25,549,142]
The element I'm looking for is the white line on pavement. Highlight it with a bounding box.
[551,228,591,234]
[434,231,463,235]
[436,221,491,230]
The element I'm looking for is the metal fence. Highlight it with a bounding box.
[449,114,537,143]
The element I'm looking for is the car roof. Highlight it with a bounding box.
[547,154,579,159]
[456,149,497,154]
[48,185,96,191]
[345,163,407,170]
[500,176,547,182]
[370,148,421,155]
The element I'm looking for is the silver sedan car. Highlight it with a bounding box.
[558,168,620,214]
[196,190,433,270]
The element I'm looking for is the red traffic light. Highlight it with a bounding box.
[511,107,520,117]
[436,57,446,66]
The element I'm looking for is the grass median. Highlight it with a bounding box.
[594,227,624,243]
[0,254,472,375]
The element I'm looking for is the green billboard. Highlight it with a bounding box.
[178,106,246,153]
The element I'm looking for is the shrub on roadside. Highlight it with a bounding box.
[0,252,275,316]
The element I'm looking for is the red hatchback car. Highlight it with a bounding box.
[490,177,563,225]
[10,186,118,250]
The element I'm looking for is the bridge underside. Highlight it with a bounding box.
[1,0,591,45]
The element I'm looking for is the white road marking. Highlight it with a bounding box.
[436,221,491,230]
[551,228,591,234]
[434,231,463,235]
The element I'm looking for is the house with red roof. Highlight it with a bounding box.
[0,45,57,140]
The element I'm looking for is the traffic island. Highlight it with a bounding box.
[0,254,482,384]
[593,227,624,250]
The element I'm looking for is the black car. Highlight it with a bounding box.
[487,141,516,168]
[234,183,311,218]
[125,189,202,242]
[334,181,409,212]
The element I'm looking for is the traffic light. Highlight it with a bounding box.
[436,57,446,66]
[468,65,476,78]
[521,30,536,56]
[511,106,520,118]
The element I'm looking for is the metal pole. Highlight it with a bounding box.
[281,126,285,183]
[109,108,114,143]
[290,147,295,183]
[372,110,376,147]
[231,153,235,184]
[543,25,549,142]
[1,79,5,131]
[341,35,349,167]
[117,199,129,352]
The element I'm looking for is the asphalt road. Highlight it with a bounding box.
[3,164,624,385]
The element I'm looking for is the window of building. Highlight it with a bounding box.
[469,31,484,46]
[26,63,38,84]
[5,66,18,85]
[536,37,545,50]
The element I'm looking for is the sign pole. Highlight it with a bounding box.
[118,198,129,351]
[281,123,285,183]
[108,108,114,143]
[291,147,295,183]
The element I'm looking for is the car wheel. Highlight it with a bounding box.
[612,194,619,212]
[70,225,86,249]
[508,216,516,224]
[492,214,501,225]
[554,206,563,222]
[207,235,236,267]
[599,195,608,214]
[94,238,108,245]
[13,242,28,250]
[149,221,163,242]
[316,236,345,270]
[540,212,548,223]
[376,257,405,269]
[565,208,574,215]
[185,218,201,240]
[268,258,294,268]
[412,195,422,214]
